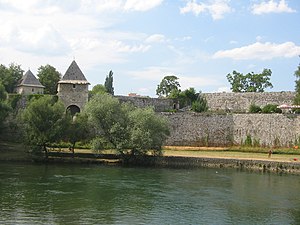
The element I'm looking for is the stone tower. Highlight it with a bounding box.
[16,70,44,95]
[57,60,90,115]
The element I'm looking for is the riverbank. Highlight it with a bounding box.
[1,141,300,174]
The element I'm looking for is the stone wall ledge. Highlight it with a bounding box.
[126,156,300,174]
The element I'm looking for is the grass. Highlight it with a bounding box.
[162,146,300,162]
[1,141,300,163]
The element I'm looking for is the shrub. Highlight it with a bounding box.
[262,104,282,113]
[192,94,208,113]
[244,135,252,146]
[249,104,261,113]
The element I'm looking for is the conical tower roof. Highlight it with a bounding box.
[18,70,44,87]
[59,60,90,84]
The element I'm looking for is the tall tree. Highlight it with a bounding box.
[21,96,66,159]
[226,69,273,92]
[84,93,170,156]
[64,112,92,156]
[156,75,181,97]
[104,70,114,95]
[89,84,107,99]
[37,64,61,94]
[0,82,10,132]
[294,60,300,105]
[0,63,24,93]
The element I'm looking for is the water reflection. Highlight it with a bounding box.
[0,163,300,224]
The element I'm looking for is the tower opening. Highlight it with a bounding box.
[67,105,80,116]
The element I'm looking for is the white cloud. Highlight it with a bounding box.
[145,34,166,43]
[213,41,300,60]
[180,0,232,20]
[180,76,220,90]
[251,0,296,15]
[128,67,174,81]
[0,23,70,56]
[124,0,164,11]
[112,41,151,53]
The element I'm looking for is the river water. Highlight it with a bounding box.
[0,163,300,225]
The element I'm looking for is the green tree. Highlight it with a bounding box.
[191,92,208,113]
[89,84,107,99]
[0,83,10,132]
[128,107,169,156]
[0,63,24,93]
[294,61,300,105]
[156,75,181,97]
[104,70,114,95]
[227,69,273,92]
[21,96,66,159]
[37,64,61,94]
[65,112,92,156]
[85,93,130,152]
[85,94,170,155]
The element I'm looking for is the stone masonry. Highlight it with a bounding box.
[163,112,300,147]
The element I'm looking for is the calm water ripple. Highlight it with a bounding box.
[0,163,300,224]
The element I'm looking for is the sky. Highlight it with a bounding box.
[0,0,299,97]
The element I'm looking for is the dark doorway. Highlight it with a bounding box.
[67,105,80,116]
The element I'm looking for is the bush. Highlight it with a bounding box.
[244,135,252,146]
[192,94,208,113]
[249,104,261,113]
[262,104,282,113]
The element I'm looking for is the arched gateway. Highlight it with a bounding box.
[67,105,80,116]
[57,60,90,112]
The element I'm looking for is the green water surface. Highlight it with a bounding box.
[0,163,300,224]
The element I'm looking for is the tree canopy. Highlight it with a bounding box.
[104,70,114,95]
[294,60,300,105]
[226,69,273,92]
[84,93,170,155]
[21,96,66,158]
[37,64,61,94]
[0,63,23,93]
[0,82,10,132]
[89,84,107,99]
[156,75,181,97]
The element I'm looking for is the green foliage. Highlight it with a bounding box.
[85,93,131,152]
[7,94,22,109]
[104,70,114,95]
[85,94,170,156]
[192,93,208,113]
[37,64,61,94]
[169,87,198,108]
[0,83,11,131]
[0,63,24,93]
[156,75,180,97]
[226,69,273,92]
[244,135,252,147]
[20,96,66,158]
[128,107,170,155]
[89,84,107,99]
[249,104,261,113]
[261,104,282,113]
[64,112,92,152]
[294,61,300,105]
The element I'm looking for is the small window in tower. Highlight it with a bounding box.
[32,88,34,92]
[73,84,76,89]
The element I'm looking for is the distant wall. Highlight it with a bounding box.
[116,92,295,112]
[116,96,174,112]
[203,92,295,112]
[163,112,300,147]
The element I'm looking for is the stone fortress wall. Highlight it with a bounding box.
[163,112,300,147]
[115,92,299,147]
[203,91,295,112]
[117,91,295,113]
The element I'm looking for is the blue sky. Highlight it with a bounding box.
[0,0,299,96]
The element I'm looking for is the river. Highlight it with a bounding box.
[0,163,300,224]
